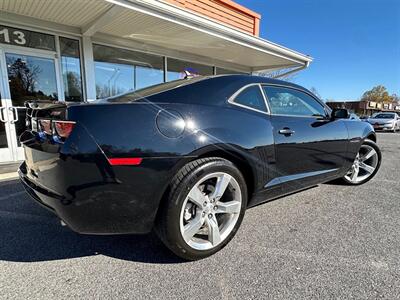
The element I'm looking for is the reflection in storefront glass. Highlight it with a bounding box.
[6,53,58,107]
[215,67,247,75]
[60,37,83,102]
[93,44,164,99]
[6,53,58,146]
[95,62,134,99]
[136,65,164,90]
[167,58,213,81]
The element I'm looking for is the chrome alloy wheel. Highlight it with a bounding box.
[344,144,379,184]
[179,172,242,251]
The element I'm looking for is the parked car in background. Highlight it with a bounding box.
[19,75,382,260]
[367,112,400,132]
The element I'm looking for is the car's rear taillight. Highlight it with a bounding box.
[54,121,75,138]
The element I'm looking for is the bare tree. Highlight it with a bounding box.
[391,93,400,104]
[8,58,41,94]
[309,87,321,99]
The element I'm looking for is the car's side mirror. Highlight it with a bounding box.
[331,108,349,120]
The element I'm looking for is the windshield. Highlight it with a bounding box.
[373,113,395,119]
[98,77,207,103]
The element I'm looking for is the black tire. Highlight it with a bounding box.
[155,157,247,260]
[341,139,382,185]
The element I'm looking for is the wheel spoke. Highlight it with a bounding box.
[359,162,375,174]
[350,166,359,181]
[188,186,208,207]
[183,214,204,241]
[206,215,221,246]
[212,174,232,200]
[215,200,241,214]
[360,149,376,162]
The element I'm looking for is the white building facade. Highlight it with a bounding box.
[0,0,312,163]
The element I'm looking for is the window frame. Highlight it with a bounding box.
[59,36,84,102]
[228,83,270,115]
[261,84,331,118]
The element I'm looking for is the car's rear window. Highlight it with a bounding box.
[374,113,395,119]
[99,77,207,103]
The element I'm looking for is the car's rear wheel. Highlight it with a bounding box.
[342,139,381,185]
[155,157,247,260]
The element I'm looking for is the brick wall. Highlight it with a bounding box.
[164,0,261,35]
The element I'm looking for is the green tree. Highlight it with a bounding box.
[361,85,392,103]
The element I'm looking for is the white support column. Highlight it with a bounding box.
[163,56,168,82]
[82,36,96,101]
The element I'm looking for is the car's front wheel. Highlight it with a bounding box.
[342,139,381,185]
[156,157,247,260]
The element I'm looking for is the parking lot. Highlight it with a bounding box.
[0,133,399,299]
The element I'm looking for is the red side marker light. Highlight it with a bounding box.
[108,157,143,166]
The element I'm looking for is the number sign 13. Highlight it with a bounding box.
[0,25,56,51]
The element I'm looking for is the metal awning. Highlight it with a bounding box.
[0,0,312,72]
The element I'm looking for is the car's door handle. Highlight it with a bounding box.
[278,128,295,136]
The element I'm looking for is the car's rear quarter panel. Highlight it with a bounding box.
[66,100,275,231]
[21,104,195,234]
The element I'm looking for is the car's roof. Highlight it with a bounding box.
[103,74,313,105]
[210,74,307,89]
[196,74,311,93]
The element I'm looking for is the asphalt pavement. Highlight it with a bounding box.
[0,133,399,299]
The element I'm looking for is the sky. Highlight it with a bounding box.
[235,0,400,101]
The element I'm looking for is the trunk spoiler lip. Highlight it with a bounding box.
[24,100,68,110]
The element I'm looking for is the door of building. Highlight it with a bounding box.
[0,47,62,163]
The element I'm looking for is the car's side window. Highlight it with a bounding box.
[262,86,326,117]
[231,85,267,113]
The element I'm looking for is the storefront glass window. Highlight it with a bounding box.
[60,37,83,101]
[6,53,58,105]
[216,67,247,75]
[93,44,164,98]
[167,58,213,81]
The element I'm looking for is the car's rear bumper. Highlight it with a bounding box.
[19,160,151,234]
[371,124,395,131]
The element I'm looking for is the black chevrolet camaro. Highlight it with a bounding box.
[19,75,381,260]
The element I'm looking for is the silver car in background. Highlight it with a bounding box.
[367,112,400,132]
[349,113,361,121]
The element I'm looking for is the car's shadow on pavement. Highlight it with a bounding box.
[0,180,184,264]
